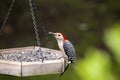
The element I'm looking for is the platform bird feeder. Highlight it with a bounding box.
[0,0,68,77]
[0,46,67,77]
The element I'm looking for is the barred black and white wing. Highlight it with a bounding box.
[63,40,76,63]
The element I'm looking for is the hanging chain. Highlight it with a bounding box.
[29,0,44,62]
[31,0,52,48]
[0,0,15,35]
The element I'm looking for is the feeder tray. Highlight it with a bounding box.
[0,46,66,77]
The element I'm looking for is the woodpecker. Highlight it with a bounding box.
[49,32,76,76]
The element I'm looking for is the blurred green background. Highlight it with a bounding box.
[0,0,120,80]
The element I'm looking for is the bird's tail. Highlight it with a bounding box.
[59,63,70,77]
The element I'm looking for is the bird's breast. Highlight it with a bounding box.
[57,41,65,53]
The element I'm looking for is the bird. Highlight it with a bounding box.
[49,32,76,77]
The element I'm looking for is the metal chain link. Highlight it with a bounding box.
[31,0,52,48]
[0,0,15,35]
[29,0,44,62]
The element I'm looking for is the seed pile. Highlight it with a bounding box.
[0,49,63,62]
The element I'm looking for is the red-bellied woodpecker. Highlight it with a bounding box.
[49,32,76,76]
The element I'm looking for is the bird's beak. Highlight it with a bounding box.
[48,32,55,36]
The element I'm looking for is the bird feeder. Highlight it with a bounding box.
[0,0,68,77]
[0,46,66,76]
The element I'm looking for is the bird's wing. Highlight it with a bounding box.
[63,40,76,63]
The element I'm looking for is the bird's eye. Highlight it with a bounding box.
[58,34,60,36]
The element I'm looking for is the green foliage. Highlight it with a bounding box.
[104,23,120,63]
[75,23,120,80]
[75,48,115,80]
